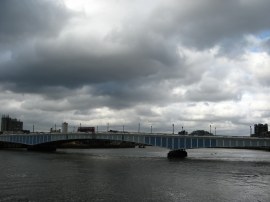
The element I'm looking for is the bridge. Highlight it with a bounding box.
[1,132,270,153]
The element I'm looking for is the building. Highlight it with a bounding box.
[78,127,95,133]
[252,123,270,138]
[1,115,23,132]
[62,122,68,133]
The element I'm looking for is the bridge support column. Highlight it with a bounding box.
[167,149,187,159]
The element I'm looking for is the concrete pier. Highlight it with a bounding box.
[167,149,187,159]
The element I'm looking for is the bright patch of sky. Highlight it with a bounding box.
[257,30,270,40]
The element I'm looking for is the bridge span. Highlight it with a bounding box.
[1,132,270,152]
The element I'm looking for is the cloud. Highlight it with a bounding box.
[1,0,270,135]
[0,0,72,48]
[150,0,270,52]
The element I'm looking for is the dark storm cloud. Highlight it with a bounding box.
[3,0,269,95]
[0,18,187,109]
[0,0,76,96]
[1,0,268,111]
[0,0,71,46]
[0,39,180,91]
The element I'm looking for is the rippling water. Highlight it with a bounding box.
[0,147,269,202]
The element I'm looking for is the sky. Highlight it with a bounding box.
[1,0,270,135]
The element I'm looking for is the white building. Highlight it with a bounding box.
[62,122,68,133]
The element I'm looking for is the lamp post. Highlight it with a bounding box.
[172,123,174,134]
[151,125,152,134]
[138,123,140,133]
[210,124,212,134]
[107,123,109,132]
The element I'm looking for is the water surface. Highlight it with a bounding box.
[0,147,269,201]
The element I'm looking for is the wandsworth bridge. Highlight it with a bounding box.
[1,132,270,155]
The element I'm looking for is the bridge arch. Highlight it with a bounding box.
[1,133,270,152]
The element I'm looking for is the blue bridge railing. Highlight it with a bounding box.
[1,132,270,150]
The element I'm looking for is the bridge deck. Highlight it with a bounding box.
[1,132,270,150]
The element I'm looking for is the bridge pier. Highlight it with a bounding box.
[167,149,187,159]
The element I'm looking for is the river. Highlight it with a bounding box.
[0,147,269,202]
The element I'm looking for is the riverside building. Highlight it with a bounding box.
[251,123,270,138]
[1,115,23,133]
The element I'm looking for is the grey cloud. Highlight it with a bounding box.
[262,38,270,54]
[184,77,243,102]
[150,0,270,52]
[1,1,270,135]
[0,0,71,46]
[0,19,189,109]
[5,0,256,104]
[0,46,168,92]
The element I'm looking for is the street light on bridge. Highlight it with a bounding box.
[172,123,174,134]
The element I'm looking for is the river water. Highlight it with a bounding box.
[0,147,269,202]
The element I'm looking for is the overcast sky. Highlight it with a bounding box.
[1,0,270,135]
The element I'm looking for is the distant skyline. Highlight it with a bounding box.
[1,0,270,135]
